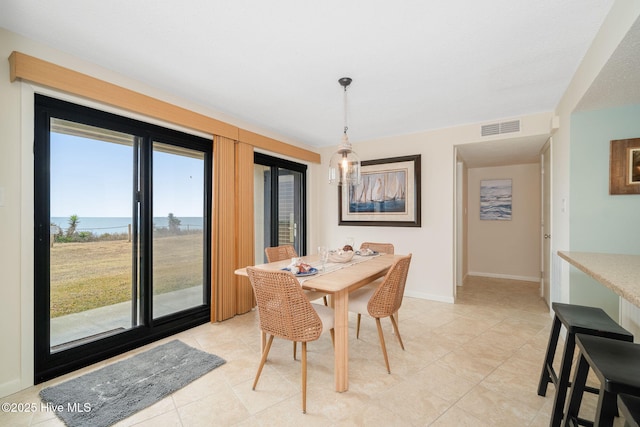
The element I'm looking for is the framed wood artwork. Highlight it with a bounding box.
[610,138,640,195]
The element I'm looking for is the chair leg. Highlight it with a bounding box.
[389,314,405,350]
[253,334,274,390]
[562,353,590,427]
[538,315,561,396]
[375,318,391,374]
[330,328,335,347]
[594,389,617,427]
[323,296,328,306]
[301,341,307,414]
[356,313,362,339]
[392,310,399,335]
[552,332,577,427]
[293,342,297,360]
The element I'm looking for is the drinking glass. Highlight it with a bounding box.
[318,246,329,271]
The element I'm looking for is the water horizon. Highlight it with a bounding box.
[50,216,204,234]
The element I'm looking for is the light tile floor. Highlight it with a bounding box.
[0,276,628,426]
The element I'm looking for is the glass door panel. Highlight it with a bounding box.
[278,168,303,254]
[254,164,272,263]
[48,118,136,350]
[152,142,206,318]
[35,94,212,383]
[253,154,306,261]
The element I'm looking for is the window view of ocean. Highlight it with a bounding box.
[50,217,204,234]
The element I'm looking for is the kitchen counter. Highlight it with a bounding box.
[558,251,640,307]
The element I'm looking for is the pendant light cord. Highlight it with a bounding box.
[343,85,348,135]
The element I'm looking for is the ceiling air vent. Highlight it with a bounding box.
[481,119,521,137]
[500,120,520,134]
[481,123,500,137]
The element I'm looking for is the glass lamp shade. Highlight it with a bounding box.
[328,147,361,186]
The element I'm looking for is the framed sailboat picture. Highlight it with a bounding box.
[338,155,421,227]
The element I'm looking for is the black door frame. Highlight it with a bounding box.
[34,95,212,383]
[254,152,307,256]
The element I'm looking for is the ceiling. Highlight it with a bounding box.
[3,0,636,168]
[575,13,640,113]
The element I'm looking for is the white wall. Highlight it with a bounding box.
[0,29,29,398]
[551,1,640,304]
[569,104,640,320]
[467,164,541,281]
[309,112,553,304]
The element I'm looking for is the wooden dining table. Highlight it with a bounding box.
[235,252,400,392]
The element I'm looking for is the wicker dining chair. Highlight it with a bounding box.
[264,245,328,306]
[264,245,298,263]
[246,267,334,414]
[263,245,329,360]
[348,253,412,373]
[357,242,395,302]
[359,242,395,255]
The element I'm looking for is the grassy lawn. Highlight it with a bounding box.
[50,233,203,318]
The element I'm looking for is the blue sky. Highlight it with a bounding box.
[50,133,204,217]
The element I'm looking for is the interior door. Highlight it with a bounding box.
[541,139,552,307]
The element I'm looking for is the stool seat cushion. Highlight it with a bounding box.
[552,302,633,340]
[576,334,640,395]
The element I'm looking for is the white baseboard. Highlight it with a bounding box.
[457,273,468,286]
[0,378,27,399]
[404,290,455,304]
[467,271,539,283]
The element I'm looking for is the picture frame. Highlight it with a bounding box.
[609,138,640,195]
[480,179,512,220]
[338,154,421,227]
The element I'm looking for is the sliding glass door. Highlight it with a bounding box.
[254,153,306,263]
[151,142,206,318]
[34,95,212,382]
[46,118,138,350]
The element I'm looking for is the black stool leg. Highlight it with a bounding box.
[562,353,590,427]
[594,389,617,427]
[539,315,562,396]
[551,332,577,427]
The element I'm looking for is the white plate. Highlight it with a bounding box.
[282,267,318,277]
[356,250,378,256]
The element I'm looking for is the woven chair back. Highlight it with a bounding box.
[367,254,412,318]
[246,267,323,343]
[264,245,298,263]
[359,242,395,254]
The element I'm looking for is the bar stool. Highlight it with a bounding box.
[618,394,640,427]
[538,302,633,427]
[562,334,640,427]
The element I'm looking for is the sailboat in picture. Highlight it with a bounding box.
[341,155,420,226]
[385,173,403,200]
[381,171,406,212]
[348,171,407,213]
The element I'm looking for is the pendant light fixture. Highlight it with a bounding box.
[328,77,361,186]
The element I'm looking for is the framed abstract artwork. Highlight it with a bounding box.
[480,179,512,220]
